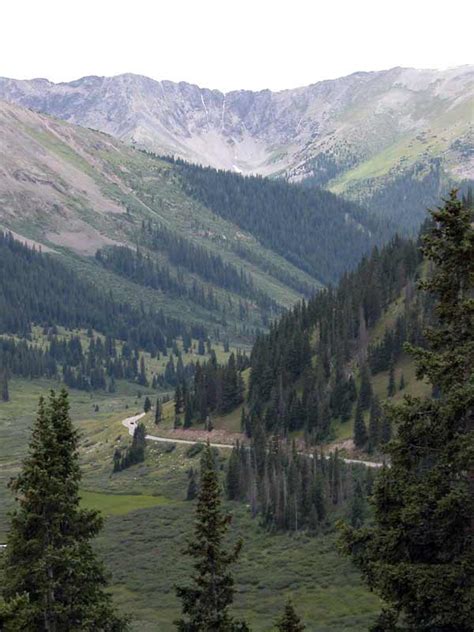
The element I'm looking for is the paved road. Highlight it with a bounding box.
[121,413,384,468]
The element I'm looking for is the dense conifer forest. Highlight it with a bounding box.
[159,156,392,284]
[0,232,204,347]
[246,234,424,445]
[141,220,276,306]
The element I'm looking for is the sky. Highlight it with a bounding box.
[2,0,472,92]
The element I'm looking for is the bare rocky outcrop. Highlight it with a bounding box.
[1,66,472,184]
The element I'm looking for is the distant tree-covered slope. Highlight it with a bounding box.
[169,158,391,284]
[0,231,203,348]
[0,99,382,336]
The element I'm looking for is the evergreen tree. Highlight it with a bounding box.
[1,370,9,402]
[155,398,162,424]
[275,600,305,631]
[358,363,372,410]
[341,191,474,630]
[184,393,194,429]
[398,372,406,390]
[138,355,148,387]
[380,410,392,445]
[143,395,151,413]
[113,447,122,473]
[175,442,247,631]
[175,383,183,415]
[198,338,205,356]
[349,480,366,528]
[387,361,396,397]
[353,399,368,449]
[0,390,127,630]
[368,396,381,452]
[226,446,241,501]
[186,468,198,501]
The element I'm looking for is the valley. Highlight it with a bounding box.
[0,24,472,627]
[0,378,384,631]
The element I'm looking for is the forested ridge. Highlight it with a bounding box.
[96,240,278,325]
[0,231,204,347]
[141,220,273,305]
[166,229,430,538]
[0,231,215,393]
[158,155,393,284]
[246,233,425,444]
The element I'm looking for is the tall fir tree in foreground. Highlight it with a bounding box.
[341,191,474,631]
[175,442,248,631]
[275,600,305,631]
[0,389,127,631]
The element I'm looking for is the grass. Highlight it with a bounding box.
[0,376,383,629]
[98,502,381,631]
[5,114,316,339]
[330,352,431,444]
[80,490,172,516]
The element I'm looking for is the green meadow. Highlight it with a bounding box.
[0,376,382,630]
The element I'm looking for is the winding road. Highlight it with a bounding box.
[121,413,384,468]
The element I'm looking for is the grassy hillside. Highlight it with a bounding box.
[0,100,389,341]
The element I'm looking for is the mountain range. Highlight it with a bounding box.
[0,99,384,337]
[1,66,472,228]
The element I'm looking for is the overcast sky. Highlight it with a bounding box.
[2,0,472,92]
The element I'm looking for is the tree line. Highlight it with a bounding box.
[163,156,391,285]
[246,234,423,449]
[0,192,471,630]
[173,351,249,427]
[140,220,278,314]
[225,434,373,533]
[0,231,205,352]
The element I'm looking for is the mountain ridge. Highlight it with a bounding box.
[0,98,386,337]
[2,65,471,230]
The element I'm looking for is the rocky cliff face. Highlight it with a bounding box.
[1,66,472,198]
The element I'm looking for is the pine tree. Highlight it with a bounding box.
[358,363,372,410]
[138,355,148,386]
[226,445,241,500]
[184,393,194,429]
[275,600,305,631]
[1,370,9,402]
[198,338,205,355]
[387,361,396,397]
[175,442,248,631]
[143,395,151,413]
[175,383,183,415]
[398,372,406,390]
[380,410,392,445]
[129,422,146,465]
[0,390,127,630]
[113,447,122,473]
[341,191,474,630]
[155,398,162,424]
[349,480,366,528]
[353,398,368,449]
[186,468,198,501]
[368,396,381,452]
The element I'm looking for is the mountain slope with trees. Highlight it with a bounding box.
[341,190,474,630]
[0,99,390,337]
[1,66,472,232]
